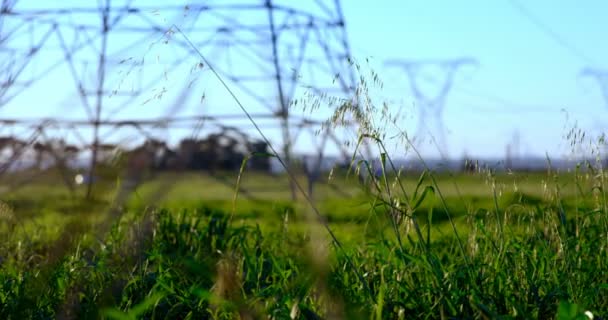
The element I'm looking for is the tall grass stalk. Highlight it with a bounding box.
[171,25,374,303]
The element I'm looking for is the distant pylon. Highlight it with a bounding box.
[505,130,520,170]
[581,67,608,109]
[385,58,478,158]
[581,67,608,160]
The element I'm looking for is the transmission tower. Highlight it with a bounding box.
[581,67,608,161]
[0,0,357,199]
[581,67,608,109]
[505,129,520,170]
[385,58,477,158]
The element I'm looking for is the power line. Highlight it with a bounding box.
[506,0,598,65]
[384,69,566,115]
[451,84,569,114]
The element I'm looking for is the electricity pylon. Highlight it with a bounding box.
[0,0,357,199]
[385,58,478,158]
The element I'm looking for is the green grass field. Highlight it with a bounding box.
[1,165,607,319]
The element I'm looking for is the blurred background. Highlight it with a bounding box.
[1,0,607,189]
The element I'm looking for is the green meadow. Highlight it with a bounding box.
[1,165,607,319]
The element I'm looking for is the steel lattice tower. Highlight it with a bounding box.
[581,67,608,110]
[581,67,608,160]
[0,0,357,198]
[385,58,477,158]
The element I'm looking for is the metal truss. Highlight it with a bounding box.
[0,0,358,199]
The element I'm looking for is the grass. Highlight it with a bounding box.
[1,48,606,318]
[1,166,608,319]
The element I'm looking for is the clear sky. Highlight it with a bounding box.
[342,0,608,159]
[1,0,607,160]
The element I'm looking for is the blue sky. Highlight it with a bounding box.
[342,0,608,159]
[1,0,607,160]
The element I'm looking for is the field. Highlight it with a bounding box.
[1,164,607,319]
